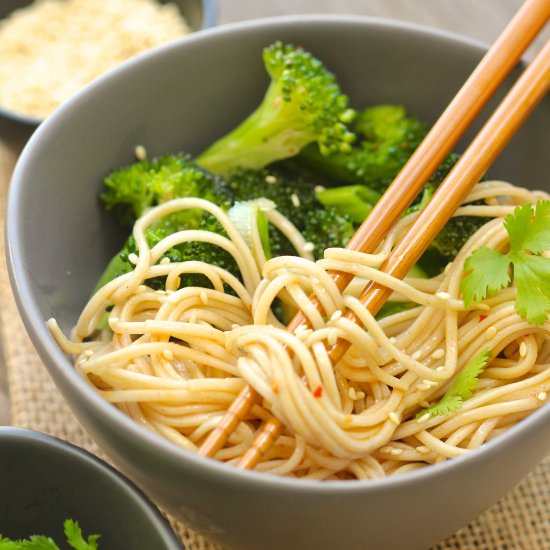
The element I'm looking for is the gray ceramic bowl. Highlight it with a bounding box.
[6,16,550,550]
[0,0,217,127]
[0,428,181,548]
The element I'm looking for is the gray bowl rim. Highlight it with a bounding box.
[0,426,182,548]
[0,0,218,127]
[6,13,550,496]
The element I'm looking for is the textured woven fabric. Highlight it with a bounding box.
[1,141,548,550]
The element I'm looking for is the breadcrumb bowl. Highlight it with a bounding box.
[0,0,216,127]
[6,16,550,550]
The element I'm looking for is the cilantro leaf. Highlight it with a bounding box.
[417,348,492,418]
[505,201,550,255]
[0,521,100,550]
[0,537,20,549]
[460,200,550,325]
[461,247,511,306]
[63,520,100,550]
[512,254,550,325]
[0,535,59,549]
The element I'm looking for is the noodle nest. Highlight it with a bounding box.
[49,181,550,480]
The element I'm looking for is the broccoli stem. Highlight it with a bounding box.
[316,185,382,224]
[93,253,128,294]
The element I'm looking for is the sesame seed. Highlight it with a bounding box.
[356,391,366,400]
[298,328,313,338]
[412,349,422,360]
[380,446,393,454]
[160,257,170,265]
[330,310,342,321]
[155,290,165,295]
[423,379,437,387]
[436,291,451,300]
[291,193,300,207]
[348,387,357,400]
[417,413,431,424]
[135,145,147,161]
[420,400,431,408]
[128,253,138,265]
[537,392,547,402]
[136,285,148,294]
[389,337,397,344]
[303,242,315,253]
[436,366,445,372]
[265,175,277,184]
[230,323,239,330]
[431,349,445,360]
[416,446,431,455]
[200,291,208,305]
[162,349,174,361]
[109,316,119,325]
[519,341,527,358]
[417,383,430,391]
[485,326,497,340]
[327,332,337,346]
[314,185,326,194]
[389,412,400,425]
[390,448,403,456]
[83,350,94,357]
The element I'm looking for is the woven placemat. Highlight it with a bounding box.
[1,141,548,550]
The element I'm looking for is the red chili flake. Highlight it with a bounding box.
[313,386,323,398]
[479,314,488,322]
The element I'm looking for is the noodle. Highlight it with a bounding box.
[49,181,550,480]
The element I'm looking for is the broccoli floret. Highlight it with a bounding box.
[197,41,355,175]
[296,104,426,194]
[302,207,355,258]
[97,154,235,290]
[226,166,354,259]
[113,215,237,290]
[431,216,487,261]
[410,152,486,271]
[101,153,232,226]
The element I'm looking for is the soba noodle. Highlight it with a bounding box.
[49,180,550,480]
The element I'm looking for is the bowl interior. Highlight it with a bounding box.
[0,428,181,549]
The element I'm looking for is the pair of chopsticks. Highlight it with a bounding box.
[199,0,550,469]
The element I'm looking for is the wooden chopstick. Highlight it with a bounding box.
[198,0,550,464]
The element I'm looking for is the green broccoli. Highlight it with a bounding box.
[97,155,235,290]
[101,153,232,226]
[315,184,382,224]
[296,113,486,272]
[296,104,427,194]
[110,216,237,291]
[197,41,356,175]
[226,166,355,259]
[403,152,486,267]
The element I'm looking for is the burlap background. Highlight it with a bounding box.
[1,137,549,550]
